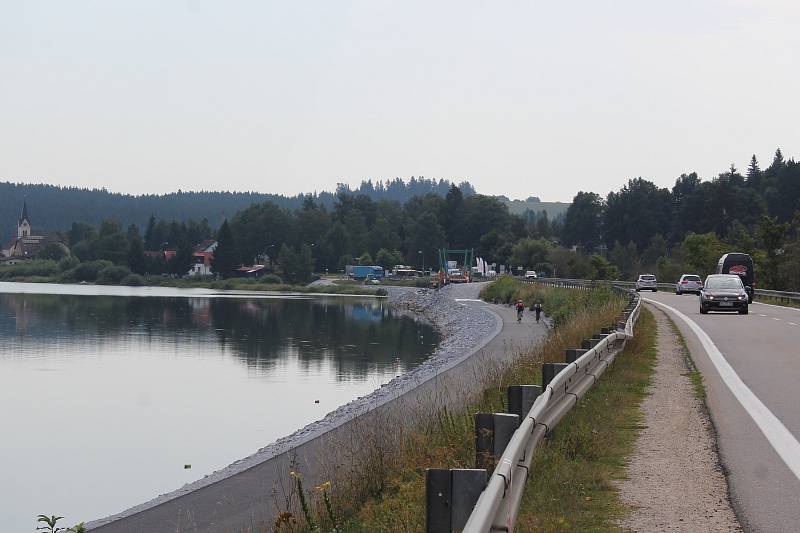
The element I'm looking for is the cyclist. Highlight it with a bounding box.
[534,302,543,323]
[515,300,525,323]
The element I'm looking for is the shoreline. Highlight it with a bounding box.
[87,283,505,531]
[0,279,385,299]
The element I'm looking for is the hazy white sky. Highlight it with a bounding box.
[2,1,798,202]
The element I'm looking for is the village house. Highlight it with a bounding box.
[189,239,217,276]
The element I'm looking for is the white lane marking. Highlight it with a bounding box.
[789,322,799,326]
[646,298,800,481]
[758,314,768,317]
[753,301,800,312]
[454,298,484,303]
[773,317,781,321]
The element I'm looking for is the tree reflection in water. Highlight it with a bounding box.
[0,293,439,380]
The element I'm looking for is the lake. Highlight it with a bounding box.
[0,283,438,532]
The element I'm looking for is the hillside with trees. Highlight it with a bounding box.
[0,177,477,235]
[561,149,800,290]
[3,148,798,291]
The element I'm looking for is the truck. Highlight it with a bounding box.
[350,265,384,280]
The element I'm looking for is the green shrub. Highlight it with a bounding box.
[58,255,80,272]
[68,260,114,282]
[0,260,59,280]
[96,265,131,285]
[120,273,146,286]
[259,274,283,284]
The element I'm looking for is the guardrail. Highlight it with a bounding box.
[425,281,642,532]
[526,277,800,304]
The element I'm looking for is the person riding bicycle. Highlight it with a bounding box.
[534,302,543,323]
[515,300,525,322]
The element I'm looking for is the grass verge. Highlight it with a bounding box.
[754,294,800,309]
[274,282,631,532]
[514,307,656,531]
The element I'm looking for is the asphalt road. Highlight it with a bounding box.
[643,291,800,533]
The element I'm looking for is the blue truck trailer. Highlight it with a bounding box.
[350,265,384,280]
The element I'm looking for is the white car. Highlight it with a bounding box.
[635,274,657,292]
[525,270,538,279]
[675,274,703,295]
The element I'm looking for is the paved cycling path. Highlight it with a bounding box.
[645,292,800,533]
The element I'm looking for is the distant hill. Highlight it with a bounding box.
[500,197,570,219]
[0,178,479,236]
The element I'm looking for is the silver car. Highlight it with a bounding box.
[635,274,658,292]
[676,274,703,295]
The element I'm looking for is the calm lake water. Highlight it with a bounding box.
[0,283,438,532]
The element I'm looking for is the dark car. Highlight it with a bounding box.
[700,274,749,315]
[717,253,755,303]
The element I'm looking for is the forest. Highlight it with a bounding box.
[559,149,800,290]
[3,149,799,290]
[0,177,476,233]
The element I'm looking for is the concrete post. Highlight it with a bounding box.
[542,362,569,389]
[475,412,520,471]
[565,348,587,363]
[507,385,542,419]
[425,468,488,533]
[426,469,451,533]
[451,469,488,530]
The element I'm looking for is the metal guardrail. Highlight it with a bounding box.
[753,288,800,303]
[426,281,642,532]
[527,277,800,303]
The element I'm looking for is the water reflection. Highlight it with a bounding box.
[0,294,437,380]
[0,290,438,532]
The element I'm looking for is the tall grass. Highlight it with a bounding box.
[268,281,629,532]
[481,276,620,327]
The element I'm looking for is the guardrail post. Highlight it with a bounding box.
[580,339,591,349]
[426,469,451,533]
[425,469,488,533]
[475,413,520,472]
[451,469,488,530]
[507,385,542,419]
[542,362,569,389]
[565,348,587,363]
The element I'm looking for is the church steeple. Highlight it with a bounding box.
[18,200,31,238]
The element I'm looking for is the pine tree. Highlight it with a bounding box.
[144,215,157,250]
[746,155,762,190]
[212,220,239,278]
[126,224,147,275]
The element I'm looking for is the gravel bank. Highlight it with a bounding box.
[618,306,741,532]
[89,285,506,532]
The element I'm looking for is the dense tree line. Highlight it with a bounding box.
[211,185,526,279]
[561,149,800,289]
[0,177,475,234]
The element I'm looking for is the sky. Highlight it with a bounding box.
[1,1,798,202]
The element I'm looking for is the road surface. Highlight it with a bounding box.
[644,291,800,533]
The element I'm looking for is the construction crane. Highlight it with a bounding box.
[437,248,474,284]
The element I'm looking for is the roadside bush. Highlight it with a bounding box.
[120,273,145,286]
[96,265,131,285]
[260,274,283,284]
[58,255,80,272]
[0,260,59,280]
[67,260,114,282]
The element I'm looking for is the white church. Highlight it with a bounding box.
[1,201,55,263]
